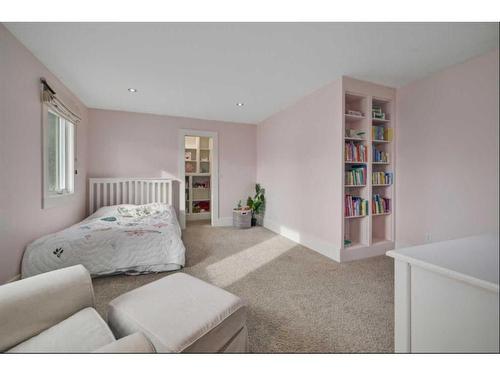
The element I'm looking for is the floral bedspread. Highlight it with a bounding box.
[22,203,185,278]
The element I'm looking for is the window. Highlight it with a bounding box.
[44,108,75,207]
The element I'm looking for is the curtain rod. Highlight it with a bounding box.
[40,78,56,95]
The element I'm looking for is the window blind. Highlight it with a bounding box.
[40,78,81,124]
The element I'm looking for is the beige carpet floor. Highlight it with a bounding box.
[93,221,394,353]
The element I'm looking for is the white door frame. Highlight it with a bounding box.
[178,129,219,227]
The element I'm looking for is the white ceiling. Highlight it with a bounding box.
[5,23,499,124]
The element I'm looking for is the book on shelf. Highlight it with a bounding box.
[372,126,393,141]
[345,165,366,186]
[372,194,391,214]
[372,146,390,163]
[345,141,367,162]
[372,171,393,185]
[345,195,368,217]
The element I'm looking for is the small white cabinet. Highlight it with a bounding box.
[387,234,499,353]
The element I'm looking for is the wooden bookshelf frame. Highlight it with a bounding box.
[341,77,396,262]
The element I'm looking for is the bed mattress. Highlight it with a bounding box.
[22,203,186,278]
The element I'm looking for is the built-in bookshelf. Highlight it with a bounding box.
[342,79,395,261]
[185,136,212,221]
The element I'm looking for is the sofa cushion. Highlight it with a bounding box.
[8,307,115,353]
[93,332,155,353]
[107,273,247,353]
[0,265,94,352]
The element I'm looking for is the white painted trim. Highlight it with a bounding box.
[341,240,393,262]
[88,178,176,215]
[179,129,219,228]
[213,216,233,227]
[42,104,77,209]
[263,219,340,262]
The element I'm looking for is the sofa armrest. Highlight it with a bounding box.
[0,265,94,351]
[93,333,156,353]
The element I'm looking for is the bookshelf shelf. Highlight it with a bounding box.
[344,137,366,142]
[341,80,395,262]
[345,215,367,219]
[345,114,365,121]
[344,242,366,250]
[372,118,390,123]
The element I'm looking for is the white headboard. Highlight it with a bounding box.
[88,178,174,215]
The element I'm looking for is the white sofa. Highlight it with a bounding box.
[0,265,154,353]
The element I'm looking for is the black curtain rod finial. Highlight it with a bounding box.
[40,77,56,94]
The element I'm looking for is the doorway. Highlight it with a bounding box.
[179,130,219,228]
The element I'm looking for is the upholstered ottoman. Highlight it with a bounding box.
[107,273,248,353]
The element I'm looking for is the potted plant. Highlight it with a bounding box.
[246,184,265,226]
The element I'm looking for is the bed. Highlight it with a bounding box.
[22,178,185,278]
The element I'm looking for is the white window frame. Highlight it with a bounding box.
[42,104,76,209]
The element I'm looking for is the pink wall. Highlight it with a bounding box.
[257,80,343,254]
[396,49,499,247]
[88,109,256,219]
[0,24,89,283]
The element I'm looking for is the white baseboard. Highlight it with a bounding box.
[213,216,232,227]
[263,219,341,262]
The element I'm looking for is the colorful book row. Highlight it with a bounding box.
[345,141,367,162]
[345,195,368,217]
[345,166,366,186]
[372,172,393,185]
[373,147,390,162]
[372,126,393,141]
[372,194,391,214]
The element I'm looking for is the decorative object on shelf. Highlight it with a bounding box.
[372,105,386,119]
[193,180,209,188]
[345,128,366,139]
[193,200,210,213]
[185,151,192,161]
[347,109,363,117]
[200,162,210,174]
[185,161,196,173]
[246,184,266,226]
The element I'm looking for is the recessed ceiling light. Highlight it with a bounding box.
[236,102,244,107]
[128,88,138,93]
